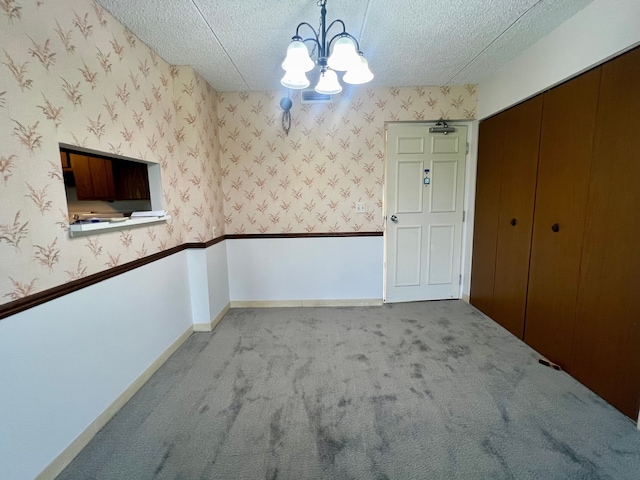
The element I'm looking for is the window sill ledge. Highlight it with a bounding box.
[68,215,170,237]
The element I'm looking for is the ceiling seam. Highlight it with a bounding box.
[190,0,251,91]
[358,0,372,50]
[445,0,543,85]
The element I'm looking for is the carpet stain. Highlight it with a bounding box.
[498,402,510,424]
[445,344,471,359]
[480,437,515,479]
[269,407,285,449]
[266,467,279,480]
[370,395,398,406]
[348,353,370,363]
[437,317,451,327]
[412,339,431,352]
[411,363,426,379]
[153,442,174,477]
[540,429,600,476]
[317,425,347,464]
[441,335,456,344]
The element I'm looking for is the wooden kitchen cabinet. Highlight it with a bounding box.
[69,153,116,200]
[61,149,150,201]
[60,150,71,171]
[113,160,150,200]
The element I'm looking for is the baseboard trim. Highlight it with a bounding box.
[193,303,231,332]
[461,293,470,303]
[36,325,193,480]
[230,299,383,308]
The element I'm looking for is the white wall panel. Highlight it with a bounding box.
[206,241,231,320]
[0,252,193,480]
[227,236,383,302]
[187,249,211,325]
[187,242,231,325]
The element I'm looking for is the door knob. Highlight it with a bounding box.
[510,218,517,226]
[390,215,398,223]
[551,223,560,233]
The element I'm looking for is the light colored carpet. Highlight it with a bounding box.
[57,300,640,479]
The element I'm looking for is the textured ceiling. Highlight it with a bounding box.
[97,0,594,92]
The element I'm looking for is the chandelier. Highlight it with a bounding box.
[280,0,374,95]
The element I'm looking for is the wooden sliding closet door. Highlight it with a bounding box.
[491,96,543,339]
[470,114,505,317]
[571,47,640,420]
[524,68,601,368]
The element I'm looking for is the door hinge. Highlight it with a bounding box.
[462,210,466,222]
[459,274,462,285]
[466,142,469,154]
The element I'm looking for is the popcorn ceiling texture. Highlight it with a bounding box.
[0,0,477,309]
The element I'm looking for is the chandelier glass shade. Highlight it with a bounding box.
[281,0,373,95]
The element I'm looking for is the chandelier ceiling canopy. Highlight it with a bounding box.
[281,0,373,95]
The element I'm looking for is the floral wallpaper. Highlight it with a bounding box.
[219,85,477,234]
[0,0,477,310]
[0,0,223,307]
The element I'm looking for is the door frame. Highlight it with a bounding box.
[383,120,479,303]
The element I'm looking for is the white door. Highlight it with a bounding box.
[385,123,467,303]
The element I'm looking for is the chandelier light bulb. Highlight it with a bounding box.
[343,53,374,85]
[282,38,315,73]
[281,69,310,89]
[315,68,342,95]
[327,36,360,71]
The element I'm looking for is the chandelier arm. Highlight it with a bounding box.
[325,19,347,35]
[294,22,320,43]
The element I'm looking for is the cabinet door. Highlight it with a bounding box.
[113,161,150,200]
[60,151,71,170]
[470,114,505,317]
[491,96,543,339]
[524,68,601,368]
[571,47,640,420]
[70,153,116,200]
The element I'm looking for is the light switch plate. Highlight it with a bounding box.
[356,202,366,213]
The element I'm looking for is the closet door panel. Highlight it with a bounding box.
[470,114,505,317]
[491,96,543,339]
[572,47,640,419]
[524,68,601,368]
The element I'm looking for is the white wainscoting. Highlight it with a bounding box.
[189,241,232,331]
[0,246,232,480]
[226,236,384,303]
